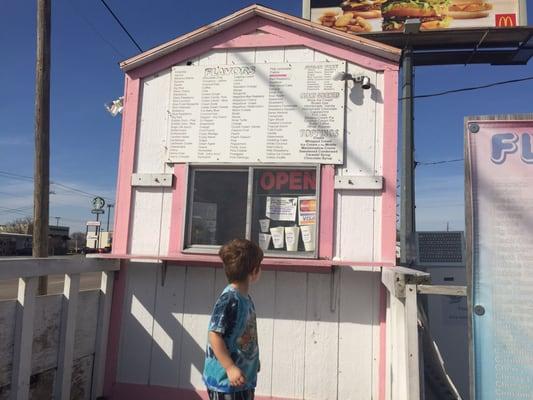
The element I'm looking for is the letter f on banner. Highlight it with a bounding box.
[491,133,518,164]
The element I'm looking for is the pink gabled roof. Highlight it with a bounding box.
[119,4,401,72]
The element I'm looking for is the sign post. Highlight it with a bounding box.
[465,115,533,399]
[91,197,106,250]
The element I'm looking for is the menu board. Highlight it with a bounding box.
[167,61,345,164]
[466,119,533,399]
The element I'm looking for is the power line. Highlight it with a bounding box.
[66,0,126,59]
[0,191,28,198]
[98,0,143,52]
[400,75,533,100]
[0,206,34,216]
[0,171,33,182]
[0,170,113,202]
[416,158,463,166]
[52,181,113,201]
[0,206,33,211]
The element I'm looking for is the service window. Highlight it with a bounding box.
[184,166,319,258]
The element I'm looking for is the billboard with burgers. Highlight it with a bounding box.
[308,0,525,32]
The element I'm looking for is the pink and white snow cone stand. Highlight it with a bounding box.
[100,5,402,400]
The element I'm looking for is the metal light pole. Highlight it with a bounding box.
[399,21,419,267]
[106,203,114,232]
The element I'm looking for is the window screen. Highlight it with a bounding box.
[188,170,248,246]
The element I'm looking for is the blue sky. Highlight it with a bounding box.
[1,0,532,233]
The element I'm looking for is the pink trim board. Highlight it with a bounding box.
[168,163,187,255]
[318,165,335,260]
[380,69,399,264]
[112,383,295,400]
[103,261,128,397]
[112,75,140,255]
[376,68,399,400]
[104,73,140,396]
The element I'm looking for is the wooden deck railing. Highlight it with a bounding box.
[0,256,119,400]
[382,266,466,400]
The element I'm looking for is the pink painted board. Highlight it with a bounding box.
[103,261,128,397]
[380,70,399,264]
[168,164,187,255]
[112,75,140,255]
[318,165,335,260]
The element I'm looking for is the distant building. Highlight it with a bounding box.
[0,225,70,256]
[49,226,70,255]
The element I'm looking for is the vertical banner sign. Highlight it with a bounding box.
[465,118,533,399]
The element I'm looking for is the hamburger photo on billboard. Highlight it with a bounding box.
[448,0,492,19]
[340,0,386,18]
[381,0,451,31]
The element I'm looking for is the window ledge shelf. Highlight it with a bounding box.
[87,253,394,272]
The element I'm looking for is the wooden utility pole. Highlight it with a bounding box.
[34,0,51,295]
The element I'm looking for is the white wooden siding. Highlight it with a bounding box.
[117,262,158,384]
[119,45,388,398]
[127,46,385,262]
[129,69,173,256]
[117,263,382,399]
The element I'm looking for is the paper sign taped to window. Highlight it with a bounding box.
[266,197,297,221]
[298,196,316,225]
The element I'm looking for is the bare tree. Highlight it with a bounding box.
[0,217,34,234]
[68,231,86,253]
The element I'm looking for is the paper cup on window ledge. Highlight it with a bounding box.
[270,227,285,249]
[259,219,270,233]
[300,224,316,252]
[258,233,271,251]
[285,226,300,252]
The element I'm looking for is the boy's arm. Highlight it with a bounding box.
[208,331,246,387]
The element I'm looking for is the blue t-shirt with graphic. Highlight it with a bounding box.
[203,285,259,393]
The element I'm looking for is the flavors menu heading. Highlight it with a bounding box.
[167,61,345,164]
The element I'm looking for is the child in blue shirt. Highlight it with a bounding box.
[203,239,263,400]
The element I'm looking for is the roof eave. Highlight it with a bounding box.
[119,4,400,73]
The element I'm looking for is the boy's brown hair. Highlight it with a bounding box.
[219,239,264,283]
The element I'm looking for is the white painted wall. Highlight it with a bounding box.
[127,46,385,262]
[119,46,388,399]
[117,263,382,399]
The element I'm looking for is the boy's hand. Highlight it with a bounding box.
[227,365,246,387]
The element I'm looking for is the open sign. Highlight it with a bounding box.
[258,170,316,193]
